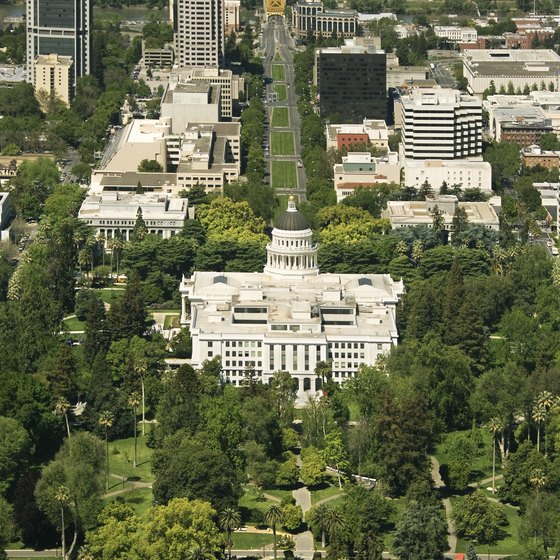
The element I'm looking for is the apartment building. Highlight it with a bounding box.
[33,54,73,105]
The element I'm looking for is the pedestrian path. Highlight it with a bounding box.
[293,454,315,557]
[430,455,457,555]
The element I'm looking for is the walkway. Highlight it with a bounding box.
[103,473,153,498]
[430,456,457,555]
[293,454,315,558]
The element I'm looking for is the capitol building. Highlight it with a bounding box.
[179,197,404,401]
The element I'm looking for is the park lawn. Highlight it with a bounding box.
[273,83,287,101]
[273,52,282,62]
[271,107,290,127]
[63,316,86,331]
[310,480,342,504]
[271,161,297,189]
[163,314,181,329]
[434,429,501,483]
[229,532,274,550]
[271,131,295,155]
[272,64,285,81]
[450,496,522,555]
[263,487,294,501]
[109,435,155,483]
[239,484,278,512]
[109,486,153,516]
[95,287,126,305]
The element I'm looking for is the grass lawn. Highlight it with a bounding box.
[263,487,294,501]
[273,52,282,62]
[434,429,501,483]
[272,64,285,81]
[109,486,153,516]
[95,287,126,305]
[163,314,181,329]
[63,316,85,331]
[450,496,522,555]
[230,532,274,550]
[271,131,295,155]
[271,161,297,189]
[273,83,287,101]
[239,484,277,513]
[109,434,154,483]
[271,107,290,127]
[310,481,342,504]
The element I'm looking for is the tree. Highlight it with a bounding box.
[264,503,285,560]
[132,207,147,241]
[276,455,300,487]
[219,508,241,560]
[322,431,350,489]
[466,542,478,560]
[393,500,448,560]
[0,496,14,560]
[300,447,326,487]
[54,397,72,438]
[307,503,330,548]
[35,432,105,560]
[0,416,33,496]
[270,371,297,427]
[487,418,502,495]
[128,392,140,468]
[453,490,507,546]
[451,206,469,239]
[98,411,113,491]
[137,159,163,172]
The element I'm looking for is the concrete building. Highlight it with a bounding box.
[161,82,221,134]
[403,159,493,193]
[174,0,223,69]
[143,46,174,68]
[26,0,92,86]
[224,0,240,32]
[0,191,13,240]
[89,171,179,196]
[521,145,560,170]
[398,88,482,160]
[292,0,358,39]
[489,106,552,147]
[386,53,429,90]
[334,152,400,202]
[434,26,478,43]
[179,196,405,401]
[383,195,499,231]
[33,54,73,105]
[78,192,189,241]
[463,49,560,96]
[326,119,389,151]
[314,41,386,122]
[533,182,560,230]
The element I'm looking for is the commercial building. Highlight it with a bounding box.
[179,197,405,401]
[386,53,429,90]
[397,88,482,160]
[292,0,358,39]
[434,26,478,43]
[521,145,560,170]
[463,49,560,96]
[334,152,400,202]
[325,119,389,151]
[489,106,552,147]
[173,0,223,69]
[26,0,92,86]
[0,191,13,240]
[89,171,179,196]
[33,54,73,105]
[314,41,387,122]
[224,0,240,32]
[143,46,174,68]
[403,159,493,193]
[382,195,499,231]
[78,192,189,241]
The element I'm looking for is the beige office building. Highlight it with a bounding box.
[33,54,73,105]
[224,0,240,32]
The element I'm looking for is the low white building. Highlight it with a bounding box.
[403,158,493,193]
[334,152,401,202]
[78,192,189,241]
[434,25,478,43]
[179,197,405,402]
[326,119,389,151]
[0,191,13,240]
[382,195,499,231]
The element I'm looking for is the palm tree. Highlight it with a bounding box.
[98,411,114,490]
[537,391,554,456]
[77,248,92,277]
[314,361,332,392]
[324,506,345,542]
[133,358,148,436]
[54,397,71,438]
[128,392,141,468]
[264,503,284,560]
[530,468,546,500]
[532,402,547,453]
[96,232,106,267]
[487,418,502,495]
[308,503,330,548]
[219,508,242,560]
[55,485,70,560]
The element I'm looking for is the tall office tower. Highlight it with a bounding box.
[314,41,387,122]
[398,88,482,160]
[174,0,223,69]
[26,0,92,86]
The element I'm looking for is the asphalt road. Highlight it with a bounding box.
[431,59,458,89]
[261,16,307,200]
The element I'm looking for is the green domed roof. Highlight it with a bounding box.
[274,196,310,231]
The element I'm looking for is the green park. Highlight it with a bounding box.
[271,161,298,189]
[271,131,295,155]
[271,107,290,128]
[272,64,286,82]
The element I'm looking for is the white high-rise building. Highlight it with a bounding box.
[179,197,405,402]
[174,0,223,69]
[397,88,482,160]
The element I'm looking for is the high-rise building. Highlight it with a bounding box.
[174,0,223,69]
[314,41,387,122]
[26,0,92,85]
[397,88,482,160]
[34,54,73,105]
